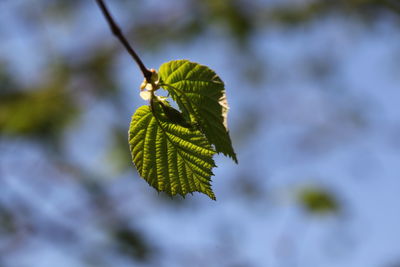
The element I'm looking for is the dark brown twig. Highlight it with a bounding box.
[95,0,152,82]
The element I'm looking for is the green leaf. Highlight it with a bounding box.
[128,104,217,200]
[158,60,237,163]
[158,100,193,129]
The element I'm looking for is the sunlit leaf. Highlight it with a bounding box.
[129,104,217,200]
[158,59,237,163]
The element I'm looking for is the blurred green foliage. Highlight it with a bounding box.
[0,204,16,236]
[298,187,339,215]
[0,68,77,138]
[113,227,152,261]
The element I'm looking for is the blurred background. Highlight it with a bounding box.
[1,0,400,266]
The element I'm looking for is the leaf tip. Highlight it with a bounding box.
[233,155,238,164]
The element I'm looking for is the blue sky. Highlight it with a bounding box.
[1,1,400,267]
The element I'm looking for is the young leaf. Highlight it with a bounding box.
[128,105,217,200]
[158,60,238,163]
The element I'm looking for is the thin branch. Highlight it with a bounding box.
[95,0,152,82]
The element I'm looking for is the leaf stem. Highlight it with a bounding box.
[95,0,153,82]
